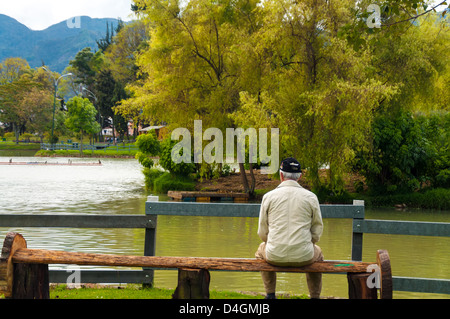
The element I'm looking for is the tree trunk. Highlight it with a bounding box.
[80,131,84,156]
[239,163,249,194]
[112,115,116,145]
[248,163,256,198]
[13,123,20,145]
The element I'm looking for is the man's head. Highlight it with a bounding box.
[279,157,302,181]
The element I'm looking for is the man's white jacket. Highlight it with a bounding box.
[258,180,323,265]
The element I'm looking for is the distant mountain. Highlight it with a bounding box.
[0,14,121,73]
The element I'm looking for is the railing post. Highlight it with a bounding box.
[351,200,365,261]
[143,195,159,288]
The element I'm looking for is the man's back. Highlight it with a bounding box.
[258,180,323,265]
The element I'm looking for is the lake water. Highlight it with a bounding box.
[0,156,448,299]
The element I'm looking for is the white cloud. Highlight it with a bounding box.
[0,0,134,30]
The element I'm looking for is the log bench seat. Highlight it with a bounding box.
[0,232,392,299]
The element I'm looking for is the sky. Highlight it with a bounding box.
[0,0,447,31]
[0,0,135,30]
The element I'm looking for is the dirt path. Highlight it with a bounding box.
[194,170,365,194]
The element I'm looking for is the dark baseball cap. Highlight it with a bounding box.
[280,157,301,173]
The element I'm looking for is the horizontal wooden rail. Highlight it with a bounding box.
[354,219,450,237]
[12,248,374,273]
[145,202,365,219]
[393,277,450,294]
[0,204,364,229]
[0,214,155,229]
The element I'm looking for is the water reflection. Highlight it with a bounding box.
[153,215,354,297]
[0,156,449,299]
[0,157,145,214]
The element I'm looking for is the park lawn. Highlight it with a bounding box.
[49,284,310,299]
[36,148,138,158]
[49,285,286,299]
[0,142,41,150]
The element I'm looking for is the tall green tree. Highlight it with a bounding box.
[355,111,450,193]
[105,20,149,84]
[121,0,262,194]
[68,48,105,89]
[0,79,41,144]
[65,96,101,154]
[94,69,129,143]
[340,0,448,51]
[348,6,449,194]
[124,0,448,195]
[19,87,53,143]
[123,0,256,129]
[0,58,30,84]
[232,0,396,193]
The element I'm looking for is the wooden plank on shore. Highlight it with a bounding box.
[12,248,374,273]
[168,191,249,200]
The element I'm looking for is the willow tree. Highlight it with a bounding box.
[122,0,261,127]
[123,0,405,194]
[120,0,263,194]
[232,0,397,193]
[346,4,450,194]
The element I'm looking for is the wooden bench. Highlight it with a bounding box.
[0,232,392,299]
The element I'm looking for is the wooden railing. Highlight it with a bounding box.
[0,198,448,295]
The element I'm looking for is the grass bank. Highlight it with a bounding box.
[0,142,41,150]
[36,149,137,158]
[49,284,309,299]
[0,142,41,156]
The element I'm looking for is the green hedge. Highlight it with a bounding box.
[360,188,450,210]
[143,168,196,193]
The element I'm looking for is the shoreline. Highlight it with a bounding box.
[2,149,448,210]
[34,149,136,159]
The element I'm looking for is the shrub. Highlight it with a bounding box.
[152,172,195,193]
[159,138,195,177]
[135,133,160,169]
[142,168,165,190]
[313,185,354,204]
[356,111,449,194]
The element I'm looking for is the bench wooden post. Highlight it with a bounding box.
[347,273,378,299]
[347,249,392,299]
[0,232,49,299]
[172,268,211,299]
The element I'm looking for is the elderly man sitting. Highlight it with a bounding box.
[255,157,324,299]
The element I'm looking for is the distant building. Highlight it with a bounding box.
[102,127,114,136]
[139,125,168,140]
